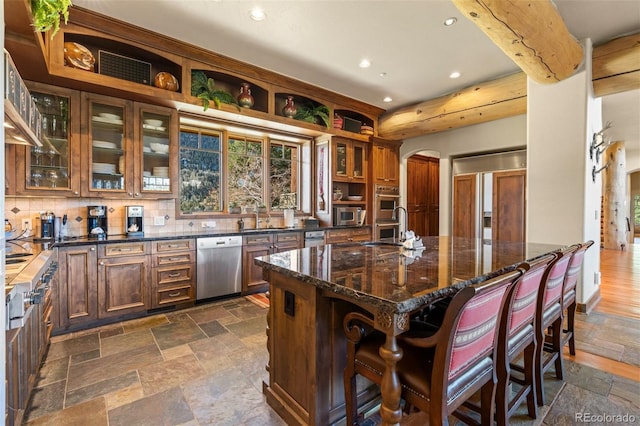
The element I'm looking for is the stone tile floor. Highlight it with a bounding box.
[23,297,640,425]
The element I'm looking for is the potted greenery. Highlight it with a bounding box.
[31,0,72,38]
[229,202,241,214]
[294,101,330,127]
[191,71,240,111]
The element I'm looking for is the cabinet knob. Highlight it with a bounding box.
[99,261,105,266]
[73,191,79,196]
[134,192,140,197]
[90,247,96,251]
[128,192,133,197]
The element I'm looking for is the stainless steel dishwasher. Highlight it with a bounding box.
[196,236,243,300]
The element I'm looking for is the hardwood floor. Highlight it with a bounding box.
[594,244,640,319]
[564,243,640,381]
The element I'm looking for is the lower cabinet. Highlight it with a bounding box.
[242,232,302,294]
[97,242,151,319]
[56,242,151,332]
[325,227,371,244]
[151,239,196,308]
[57,245,99,330]
[5,278,54,426]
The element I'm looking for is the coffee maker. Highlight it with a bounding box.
[125,206,144,236]
[87,205,108,239]
[40,211,55,240]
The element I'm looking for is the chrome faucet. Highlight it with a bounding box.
[392,206,408,241]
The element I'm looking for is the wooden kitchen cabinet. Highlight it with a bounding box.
[12,82,82,197]
[97,242,151,319]
[332,137,367,183]
[372,139,400,186]
[81,93,177,199]
[325,227,371,244]
[56,245,98,331]
[242,232,302,294]
[151,239,196,308]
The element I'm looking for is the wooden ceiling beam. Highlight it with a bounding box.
[592,33,640,97]
[378,73,526,140]
[452,0,583,84]
[378,33,640,140]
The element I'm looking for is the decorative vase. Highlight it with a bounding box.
[282,96,297,118]
[237,82,254,108]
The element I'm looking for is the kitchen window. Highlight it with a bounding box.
[227,135,264,208]
[177,117,311,217]
[178,127,222,213]
[270,140,299,210]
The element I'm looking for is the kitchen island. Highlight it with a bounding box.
[255,236,565,426]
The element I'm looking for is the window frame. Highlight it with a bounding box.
[176,116,312,219]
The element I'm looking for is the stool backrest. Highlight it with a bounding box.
[445,270,522,381]
[562,241,595,303]
[508,254,556,337]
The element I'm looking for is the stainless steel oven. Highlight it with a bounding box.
[374,185,400,240]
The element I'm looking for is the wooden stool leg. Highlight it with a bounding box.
[567,302,577,355]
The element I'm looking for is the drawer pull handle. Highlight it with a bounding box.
[168,292,181,297]
[167,257,185,261]
[115,248,132,252]
[168,272,181,278]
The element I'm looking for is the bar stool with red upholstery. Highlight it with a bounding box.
[534,245,579,406]
[495,254,556,425]
[343,269,522,425]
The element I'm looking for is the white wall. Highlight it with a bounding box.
[400,114,527,235]
[527,39,601,306]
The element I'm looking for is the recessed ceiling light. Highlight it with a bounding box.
[449,71,461,79]
[383,97,393,103]
[379,72,387,77]
[444,17,457,26]
[249,7,266,21]
[359,59,371,68]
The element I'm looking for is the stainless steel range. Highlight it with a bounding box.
[5,242,57,330]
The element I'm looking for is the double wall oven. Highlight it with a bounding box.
[374,185,400,240]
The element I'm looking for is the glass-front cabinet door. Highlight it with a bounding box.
[332,138,367,183]
[82,93,132,197]
[135,103,176,197]
[352,142,366,182]
[21,83,81,196]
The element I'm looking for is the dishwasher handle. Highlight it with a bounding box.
[197,236,243,249]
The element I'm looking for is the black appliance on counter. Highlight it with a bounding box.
[87,205,108,238]
[125,205,144,236]
[40,211,55,240]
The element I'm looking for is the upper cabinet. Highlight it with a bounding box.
[14,82,82,197]
[371,139,401,186]
[332,138,367,183]
[82,93,177,199]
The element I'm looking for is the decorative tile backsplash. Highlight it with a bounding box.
[4,197,284,237]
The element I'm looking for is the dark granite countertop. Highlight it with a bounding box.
[254,236,565,314]
[44,225,370,247]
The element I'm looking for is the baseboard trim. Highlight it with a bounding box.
[577,288,601,314]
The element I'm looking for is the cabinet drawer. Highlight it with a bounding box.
[325,229,350,243]
[154,285,193,307]
[99,242,149,257]
[152,251,195,267]
[154,265,193,286]
[152,239,194,253]
[244,234,273,245]
[275,232,301,243]
[350,228,370,237]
